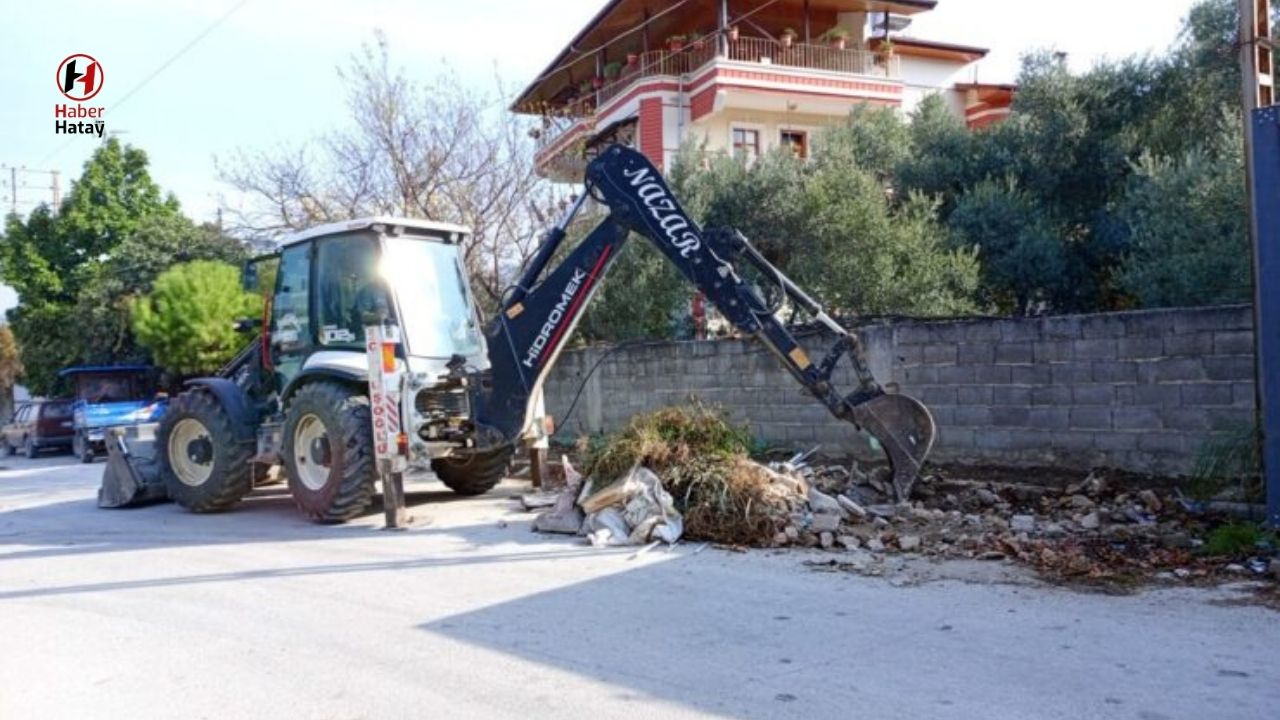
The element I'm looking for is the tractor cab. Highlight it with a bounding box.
[264,217,488,396]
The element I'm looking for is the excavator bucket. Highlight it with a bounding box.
[98,429,168,508]
[851,393,936,502]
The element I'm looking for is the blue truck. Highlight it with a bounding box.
[59,365,167,463]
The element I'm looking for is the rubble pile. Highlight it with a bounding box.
[787,461,1280,589]
[526,405,1278,591]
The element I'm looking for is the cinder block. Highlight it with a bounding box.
[1073,338,1116,360]
[992,386,1032,405]
[904,366,938,386]
[998,319,1041,342]
[1027,407,1070,429]
[1203,356,1255,382]
[1124,310,1176,338]
[1031,386,1072,406]
[1113,407,1163,430]
[923,343,957,365]
[1051,430,1096,451]
[1080,314,1128,339]
[1181,383,1234,406]
[895,324,932,345]
[1234,383,1258,408]
[956,386,994,405]
[1093,431,1139,451]
[962,322,1002,342]
[1137,433,1183,453]
[894,344,924,366]
[1139,358,1206,383]
[1009,429,1052,450]
[1173,306,1252,334]
[1132,384,1182,407]
[974,365,1013,384]
[974,430,1013,450]
[1212,330,1255,356]
[957,343,996,364]
[929,324,968,343]
[995,343,1033,364]
[1072,384,1114,405]
[1163,332,1214,357]
[938,427,976,448]
[1069,407,1112,429]
[991,405,1031,426]
[953,405,993,426]
[1010,365,1052,385]
[1043,315,1082,339]
[1162,409,1211,431]
[1118,337,1163,359]
[1033,341,1073,363]
[919,386,958,405]
[1051,363,1093,385]
[1092,361,1138,383]
[937,365,976,384]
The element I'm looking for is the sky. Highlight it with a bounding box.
[0,0,1204,312]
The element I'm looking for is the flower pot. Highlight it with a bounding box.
[592,77,604,89]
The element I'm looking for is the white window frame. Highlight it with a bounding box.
[729,122,765,161]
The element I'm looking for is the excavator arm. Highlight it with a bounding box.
[476,144,935,499]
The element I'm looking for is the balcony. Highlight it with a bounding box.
[533,37,901,164]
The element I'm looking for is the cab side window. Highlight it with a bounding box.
[272,243,312,353]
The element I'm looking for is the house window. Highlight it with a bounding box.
[780,130,808,159]
[731,127,760,160]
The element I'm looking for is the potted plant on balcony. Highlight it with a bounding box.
[602,61,622,81]
[780,27,797,48]
[689,31,705,50]
[823,27,850,50]
[666,35,686,53]
[875,37,895,67]
[592,75,605,89]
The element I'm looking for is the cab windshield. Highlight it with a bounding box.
[381,235,484,359]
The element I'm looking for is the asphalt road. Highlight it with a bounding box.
[2,453,1277,720]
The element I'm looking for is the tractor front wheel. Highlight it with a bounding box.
[159,390,255,512]
[281,382,376,523]
[431,446,513,496]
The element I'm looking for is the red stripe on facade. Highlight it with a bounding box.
[690,86,716,122]
[713,82,902,106]
[639,96,664,169]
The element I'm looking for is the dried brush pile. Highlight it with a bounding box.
[583,404,805,545]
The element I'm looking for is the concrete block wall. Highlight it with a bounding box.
[542,305,1256,476]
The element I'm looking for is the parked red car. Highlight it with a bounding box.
[2,400,75,457]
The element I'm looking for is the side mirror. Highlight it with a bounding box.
[241,263,259,292]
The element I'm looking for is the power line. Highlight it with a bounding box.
[36,0,253,166]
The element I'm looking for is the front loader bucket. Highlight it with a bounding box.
[851,393,936,502]
[98,429,168,508]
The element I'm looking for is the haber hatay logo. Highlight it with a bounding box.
[54,54,105,137]
[56,53,103,102]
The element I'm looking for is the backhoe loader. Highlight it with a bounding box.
[100,144,935,523]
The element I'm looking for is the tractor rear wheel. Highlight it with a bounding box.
[281,382,376,523]
[431,446,513,496]
[159,390,255,512]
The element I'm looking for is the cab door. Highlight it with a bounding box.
[270,241,314,391]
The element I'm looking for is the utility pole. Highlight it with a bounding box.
[1239,0,1278,528]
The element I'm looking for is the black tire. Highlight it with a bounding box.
[1,438,12,457]
[281,382,376,523]
[158,390,255,513]
[431,445,513,496]
[73,432,94,463]
[22,437,36,458]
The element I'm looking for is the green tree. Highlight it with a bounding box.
[0,141,245,395]
[1115,138,1250,307]
[131,261,260,377]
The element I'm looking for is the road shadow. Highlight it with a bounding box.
[0,472,538,564]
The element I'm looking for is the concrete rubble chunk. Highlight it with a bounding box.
[819,531,835,549]
[898,535,921,552]
[1010,515,1036,533]
[808,488,847,518]
[837,535,861,550]
[1137,489,1163,513]
[810,513,841,533]
[837,495,867,519]
[1079,512,1101,530]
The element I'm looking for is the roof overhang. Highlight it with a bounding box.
[868,36,988,63]
[954,81,1016,105]
[513,0,938,113]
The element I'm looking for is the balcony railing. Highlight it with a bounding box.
[534,37,900,159]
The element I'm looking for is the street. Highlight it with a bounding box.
[1,455,1277,720]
